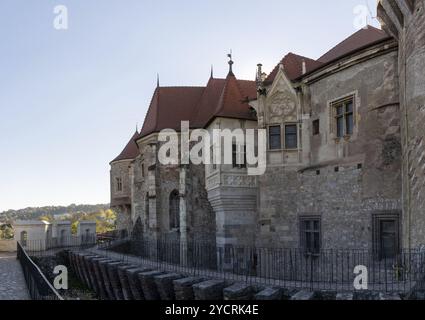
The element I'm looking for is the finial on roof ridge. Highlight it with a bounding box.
[210,65,214,78]
[157,73,160,87]
[227,50,234,76]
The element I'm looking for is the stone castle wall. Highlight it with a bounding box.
[378,0,425,247]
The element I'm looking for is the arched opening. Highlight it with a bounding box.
[132,216,143,240]
[20,231,28,247]
[169,190,180,231]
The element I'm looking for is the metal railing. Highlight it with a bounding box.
[22,235,97,257]
[101,237,425,293]
[17,241,64,300]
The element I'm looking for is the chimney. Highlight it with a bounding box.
[302,60,307,75]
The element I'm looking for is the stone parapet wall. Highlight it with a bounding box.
[0,240,16,252]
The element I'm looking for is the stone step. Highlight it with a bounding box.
[154,273,183,300]
[138,271,164,300]
[290,290,315,301]
[379,292,402,300]
[193,280,226,300]
[254,287,283,300]
[125,267,153,300]
[223,283,253,300]
[173,277,205,300]
[336,292,354,300]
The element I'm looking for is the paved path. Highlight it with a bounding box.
[0,253,30,300]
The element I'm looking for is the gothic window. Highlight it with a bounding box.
[141,163,145,178]
[232,144,246,168]
[300,217,321,254]
[313,119,320,135]
[284,124,298,149]
[116,177,123,192]
[269,125,281,150]
[332,97,354,138]
[169,190,180,230]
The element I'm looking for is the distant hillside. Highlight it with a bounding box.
[0,204,110,223]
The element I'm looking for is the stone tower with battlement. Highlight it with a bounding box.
[378,0,425,248]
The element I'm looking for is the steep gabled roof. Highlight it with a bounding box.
[212,73,256,123]
[139,86,205,137]
[265,26,391,85]
[264,53,323,85]
[318,25,390,63]
[110,130,140,163]
[138,75,257,138]
[192,75,257,127]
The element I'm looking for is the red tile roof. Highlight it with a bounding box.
[318,25,390,63]
[192,75,257,127]
[264,53,323,85]
[265,26,391,85]
[138,74,257,139]
[140,86,205,137]
[110,130,140,163]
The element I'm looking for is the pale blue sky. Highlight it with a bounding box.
[0,0,380,211]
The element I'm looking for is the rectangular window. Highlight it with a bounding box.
[373,213,400,260]
[210,145,217,170]
[284,124,298,149]
[333,97,354,138]
[300,217,321,254]
[313,119,320,135]
[269,125,281,150]
[116,177,123,192]
[232,144,246,168]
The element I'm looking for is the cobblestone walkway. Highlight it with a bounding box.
[0,253,30,300]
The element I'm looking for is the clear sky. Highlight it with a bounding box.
[0,0,380,212]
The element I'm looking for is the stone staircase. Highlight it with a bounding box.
[67,250,408,300]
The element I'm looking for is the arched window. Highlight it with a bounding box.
[20,231,28,246]
[169,190,180,230]
[145,193,150,230]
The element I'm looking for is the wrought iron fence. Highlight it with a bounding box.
[16,241,63,300]
[22,235,97,257]
[103,236,425,293]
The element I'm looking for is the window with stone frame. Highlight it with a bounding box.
[232,144,247,168]
[300,216,321,254]
[116,177,123,192]
[372,213,400,260]
[313,119,320,135]
[284,124,298,149]
[169,190,180,230]
[331,97,354,138]
[269,125,281,150]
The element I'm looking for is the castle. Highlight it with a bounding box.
[110,0,425,260]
